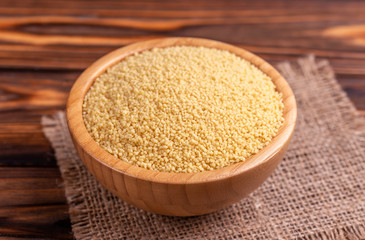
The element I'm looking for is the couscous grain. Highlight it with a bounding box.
[83,46,284,173]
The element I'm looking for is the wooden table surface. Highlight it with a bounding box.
[1,0,365,239]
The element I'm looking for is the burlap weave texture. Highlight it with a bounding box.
[42,56,365,239]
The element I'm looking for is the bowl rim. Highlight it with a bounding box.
[66,37,297,185]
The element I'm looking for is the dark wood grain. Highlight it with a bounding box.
[0,0,364,238]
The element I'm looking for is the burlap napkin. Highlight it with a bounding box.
[42,56,365,239]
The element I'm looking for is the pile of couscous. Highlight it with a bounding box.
[83,46,284,173]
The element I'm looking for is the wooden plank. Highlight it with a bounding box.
[0,173,70,239]
[0,167,62,178]
[0,178,63,190]
[0,189,66,207]
[0,205,72,239]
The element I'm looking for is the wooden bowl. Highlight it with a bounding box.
[67,37,297,216]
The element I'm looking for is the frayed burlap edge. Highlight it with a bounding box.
[42,55,365,240]
[42,112,95,239]
[299,224,365,240]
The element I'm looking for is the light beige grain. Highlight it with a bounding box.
[83,46,284,173]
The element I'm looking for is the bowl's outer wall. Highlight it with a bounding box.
[71,133,292,216]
